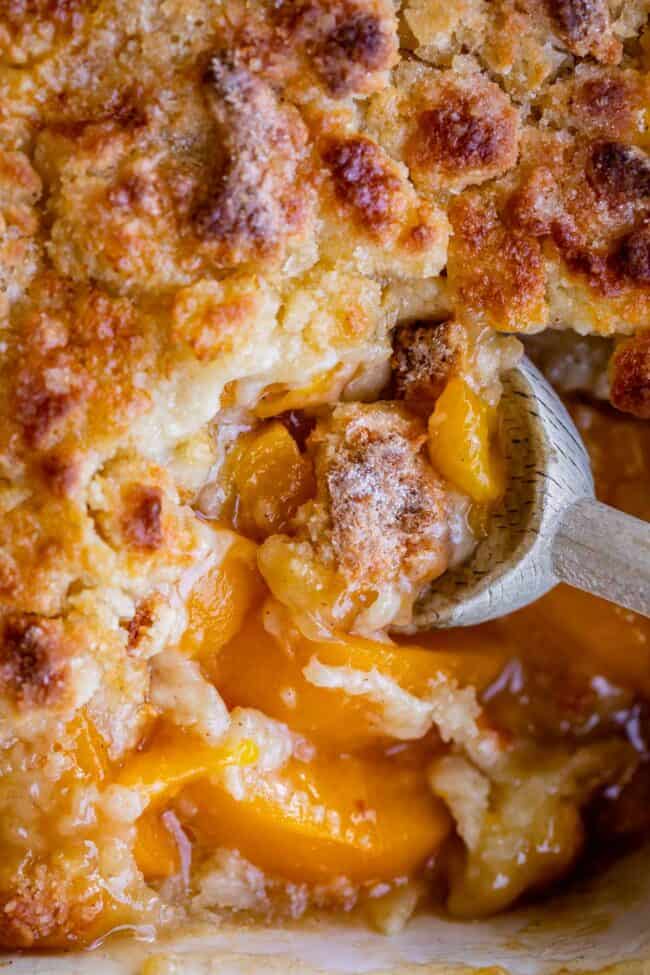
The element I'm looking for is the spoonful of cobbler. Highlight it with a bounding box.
[413,355,650,628]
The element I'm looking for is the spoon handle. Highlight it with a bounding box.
[552,499,650,618]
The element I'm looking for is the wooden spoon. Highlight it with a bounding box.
[413,357,650,629]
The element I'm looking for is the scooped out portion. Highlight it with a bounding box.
[214,318,512,639]
[258,402,469,636]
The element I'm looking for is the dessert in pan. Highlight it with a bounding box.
[0,0,648,951]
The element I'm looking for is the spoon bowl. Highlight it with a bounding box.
[411,357,650,629]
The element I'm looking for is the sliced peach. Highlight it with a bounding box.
[125,728,256,881]
[182,754,451,884]
[221,422,315,540]
[428,378,503,503]
[214,604,505,748]
[179,535,266,658]
[134,810,180,880]
[68,712,110,781]
[116,728,258,806]
[495,584,650,697]
[254,367,346,418]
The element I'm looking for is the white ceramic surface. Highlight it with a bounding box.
[10,845,650,974]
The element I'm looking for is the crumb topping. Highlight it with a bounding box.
[308,404,451,593]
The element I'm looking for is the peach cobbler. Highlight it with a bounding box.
[0,0,649,952]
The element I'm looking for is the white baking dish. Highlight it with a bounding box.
[11,844,650,975]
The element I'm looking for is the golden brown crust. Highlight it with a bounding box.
[367,63,520,197]
[3,275,159,461]
[441,63,650,333]
[193,54,312,264]
[0,0,88,67]
[120,485,164,552]
[448,190,548,332]
[410,94,513,185]
[0,495,94,617]
[0,148,42,317]
[513,132,650,321]
[400,0,632,100]
[218,0,398,102]
[171,275,278,363]
[586,141,650,204]
[317,124,450,278]
[272,0,398,97]
[86,454,208,581]
[34,76,316,293]
[0,859,103,948]
[615,225,650,285]
[322,136,404,235]
[537,66,650,141]
[126,598,156,653]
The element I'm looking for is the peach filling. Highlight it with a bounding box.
[428,378,504,504]
[114,381,507,889]
[64,387,647,919]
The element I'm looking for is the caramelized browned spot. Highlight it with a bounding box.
[547,217,650,299]
[121,485,164,551]
[193,54,308,259]
[273,0,395,96]
[550,220,612,287]
[610,332,650,419]
[506,144,650,298]
[546,0,620,62]
[47,88,148,136]
[508,166,561,238]
[572,75,632,131]
[586,141,650,202]
[323,136,401,232]
[616,226,650,284]
[8,276,156,457]
[313,11,391,96]
[126,600,154,651]
[14,370,88,451]
[0,614,66,708]
[412,99,514,174]
[391,320,460,405]
[39,451,79,497]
